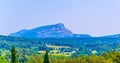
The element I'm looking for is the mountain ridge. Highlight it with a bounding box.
[9,23,91,38]
[101,34,120,38]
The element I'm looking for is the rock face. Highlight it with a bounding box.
[9,23,91,38]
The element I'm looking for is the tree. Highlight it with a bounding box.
[43,50,49,63]
[0,56,9,63]
[11,46,17,63]
[27,54,43,63]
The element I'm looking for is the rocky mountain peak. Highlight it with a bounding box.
[9,23,91,38]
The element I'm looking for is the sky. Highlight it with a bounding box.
[0,0,120,37]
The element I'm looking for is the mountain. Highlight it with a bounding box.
[102,34,120,38]
[9,23,91,38]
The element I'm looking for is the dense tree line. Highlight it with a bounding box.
[0,35,120,56]
[0,35,120,63]
[0,46,120,63]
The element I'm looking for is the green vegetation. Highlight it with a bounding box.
[43,50,49,63]
[27,54,43,63]
[11,46,17,63]
[0,56,8,63]
[1,48,120,63]
[0,35,120,62]
[0,35,120,56]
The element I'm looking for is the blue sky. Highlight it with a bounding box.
[0,0,120,36]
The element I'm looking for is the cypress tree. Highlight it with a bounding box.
[43,50,49,63]
[11,46,17,63]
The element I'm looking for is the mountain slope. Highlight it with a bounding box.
[9,23,91,38]
[102,34,120,38]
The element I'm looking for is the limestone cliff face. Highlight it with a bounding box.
[9,23,91,38]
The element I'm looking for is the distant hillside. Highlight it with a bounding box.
[9,23,91,38]
[0,35,120,55]
[102,34,120,38]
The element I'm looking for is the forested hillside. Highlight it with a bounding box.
[0,35,120,56]
[0,35,120,63]
[1,47,120,63]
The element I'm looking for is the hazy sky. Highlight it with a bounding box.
[0,0,120,36]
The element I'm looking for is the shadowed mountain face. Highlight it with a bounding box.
[9,23,91,38]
